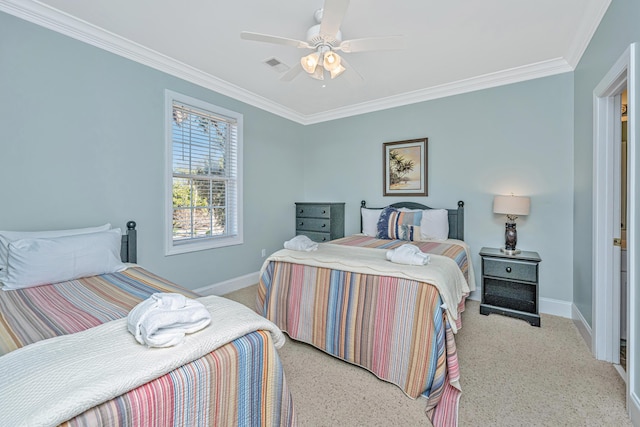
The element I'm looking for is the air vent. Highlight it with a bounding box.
[263,57,290,73]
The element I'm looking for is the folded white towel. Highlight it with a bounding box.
[284,235,318,252]
[386,244,430,266]
[127,293,212,348]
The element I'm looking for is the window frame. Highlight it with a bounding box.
[164,90,243,255]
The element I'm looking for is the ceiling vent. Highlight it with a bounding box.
[263,57,290,73]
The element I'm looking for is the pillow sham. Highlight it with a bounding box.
[2,229,126,290]
[376,207,423,241]
[361,208,383,236]
[421,209,449,240]
[0,223,111,282]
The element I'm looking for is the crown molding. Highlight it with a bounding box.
[302,58,574,125]
[2,0,590,126]
[564,0,612,68]
[0,0,307,124]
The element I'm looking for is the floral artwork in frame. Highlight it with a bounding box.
[383,138,428,196]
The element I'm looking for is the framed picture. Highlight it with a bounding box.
[382,138,428,196]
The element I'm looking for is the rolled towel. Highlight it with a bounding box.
[386,244,430,266]
[127,293,212,348]
[284,235,318,251]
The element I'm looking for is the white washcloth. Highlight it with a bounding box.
[127,293,212,348]
[284,234,318,251]
[386,243,430,266]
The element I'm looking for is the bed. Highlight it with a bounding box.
[0,222,296,426]
[257,200,474,426]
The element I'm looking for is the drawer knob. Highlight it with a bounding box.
[322,237,327,241]
[322,224,326,228]
[322,210,327,214]
[299,222,303,226]
[299,209,304,214]
[506,267,512,273]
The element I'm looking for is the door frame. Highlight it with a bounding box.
[592,43,637,420]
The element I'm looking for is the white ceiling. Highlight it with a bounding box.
[2,0,611,124]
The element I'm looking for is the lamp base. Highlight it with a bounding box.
[500,247,521,255]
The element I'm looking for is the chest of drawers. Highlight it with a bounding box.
[479,247,541,326]
[295,202,345,243]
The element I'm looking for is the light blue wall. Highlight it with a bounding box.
[0,9,577,306]
[303,76,575,301]
[573,0,640,326]
[0,12,305,289]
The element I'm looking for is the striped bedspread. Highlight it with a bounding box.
[258,236,471,427]
[0,266,296,426]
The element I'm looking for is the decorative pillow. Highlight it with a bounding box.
[2,229,126,290]
[361,208,383,236]
[0,223,111,282]
[420,209,449,240]
[376,207,423,241]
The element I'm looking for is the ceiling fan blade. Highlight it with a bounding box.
[319,0,350,39]
[339,57,364,83]
[338,36,406,53]
[241,31,311,49]
[280,63,303,82]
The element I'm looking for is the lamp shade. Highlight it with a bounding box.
[493,195,530,216]
[323,51,341,72]
[301,52,320,74]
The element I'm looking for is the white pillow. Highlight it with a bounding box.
[420,209,449,240]
[2,229,126,290]
[361,208,383,236]
[0,224,111,282]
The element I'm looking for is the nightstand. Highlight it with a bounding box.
[479,247,541,327]
[295,202,345,242]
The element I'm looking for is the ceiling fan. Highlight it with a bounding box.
[240,0,405,82]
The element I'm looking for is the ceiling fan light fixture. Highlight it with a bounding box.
[329,64,346,79]
[301,52,320,74]
[323,51,342,72]
[310,65,325,80]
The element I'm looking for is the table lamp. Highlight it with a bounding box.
[493,194,530,255]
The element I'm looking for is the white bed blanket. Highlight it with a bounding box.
[261,243,470,329]
[0,295,285,427]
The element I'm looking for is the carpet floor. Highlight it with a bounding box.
[224,285,632,426]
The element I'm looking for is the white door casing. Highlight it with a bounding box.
[592,42,637,422]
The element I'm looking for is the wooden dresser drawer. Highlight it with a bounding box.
[296,204,331,218]
[297,217,330,232]
[483,258,537,283]
[297,231,331,242]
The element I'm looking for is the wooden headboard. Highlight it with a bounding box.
[360,200,465,241]
[120,221,137,263]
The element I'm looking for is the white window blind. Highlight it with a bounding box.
[165,91,243,254]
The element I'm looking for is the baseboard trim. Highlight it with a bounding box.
[196,271,260,296]
[539,297,572,318]
[630,390,640,426]
[572,303,593,353]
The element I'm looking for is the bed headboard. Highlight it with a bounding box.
[360,200,465,241]
[120,221,137,263]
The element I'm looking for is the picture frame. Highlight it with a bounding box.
[382,138,428,196]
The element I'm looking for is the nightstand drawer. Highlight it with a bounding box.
[296,217,330,232]
[483,258,537,283]
[297,231,331,242]
[296,205,330,218]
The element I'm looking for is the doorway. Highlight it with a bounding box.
[620,89,629,374]
[592,43,637,420]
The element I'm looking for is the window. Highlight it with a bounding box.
[165,90,243,255]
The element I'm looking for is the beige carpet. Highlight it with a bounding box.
[224,285,632,426]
